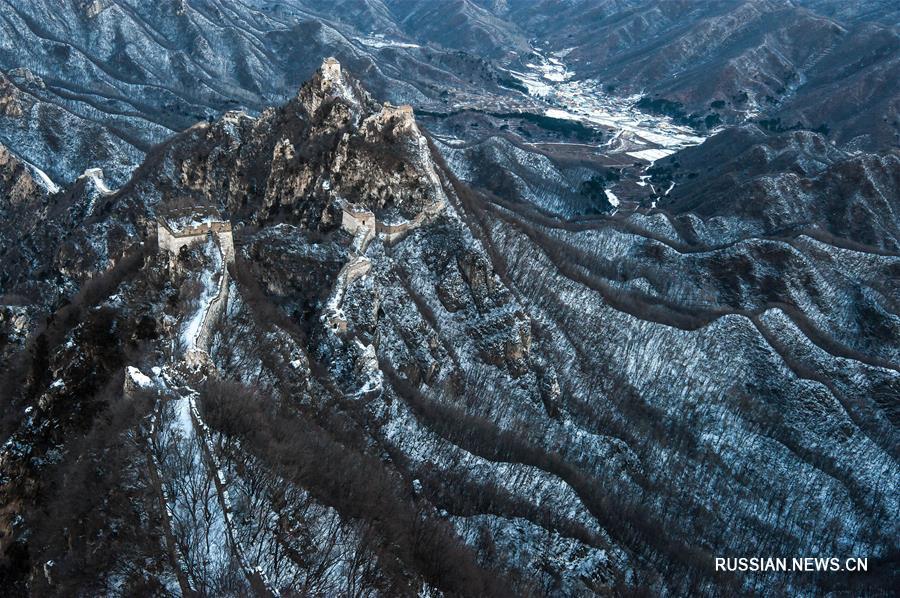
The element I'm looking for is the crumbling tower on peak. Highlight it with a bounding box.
[321,57,342,80]
[298,56,368,118]
[372,102,416,133]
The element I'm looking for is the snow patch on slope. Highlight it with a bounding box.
[604,189,620,207]
[22,159,60,194]
[507,48,706,158]
[126,366,154,388]
[180,237,223,351]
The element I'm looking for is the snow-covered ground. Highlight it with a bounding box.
[80,168,114,195]
[180,237,223,351]
[355,34,420,49]
[505,49,707,162]
[626,148,676,162]
[604,189,620,208]
[22,159,60,194]
[78,167,116,216]
[168,214,223,233]
[126,366,154,388]
[157,381,234,588]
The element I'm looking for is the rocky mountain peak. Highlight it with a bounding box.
[0,73,23,118]
[0,145,40,204]
[296,57,374,124]
[365,102,416,135]
[129,61,448,234]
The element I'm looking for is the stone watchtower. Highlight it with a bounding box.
[321,57,342,81]
[156,214,235,265]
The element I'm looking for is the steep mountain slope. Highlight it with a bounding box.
[650,126,900,251]
[1,57,898,596]
[452,129,900,595]
[385,0,528,57]
[1,1,899,595]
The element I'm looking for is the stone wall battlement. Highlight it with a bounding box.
[338,197,445,246]
[157,218,235,264]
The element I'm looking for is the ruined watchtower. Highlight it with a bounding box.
[338,198,375,235]
[157,210,235,265]
[321,57,342,81]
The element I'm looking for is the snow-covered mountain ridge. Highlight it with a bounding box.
[0,2,898,595]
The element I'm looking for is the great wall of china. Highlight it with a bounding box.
[338,196,446,245]
[325,190,445,333]
[157,216,235,265]
[156,213,234,367]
